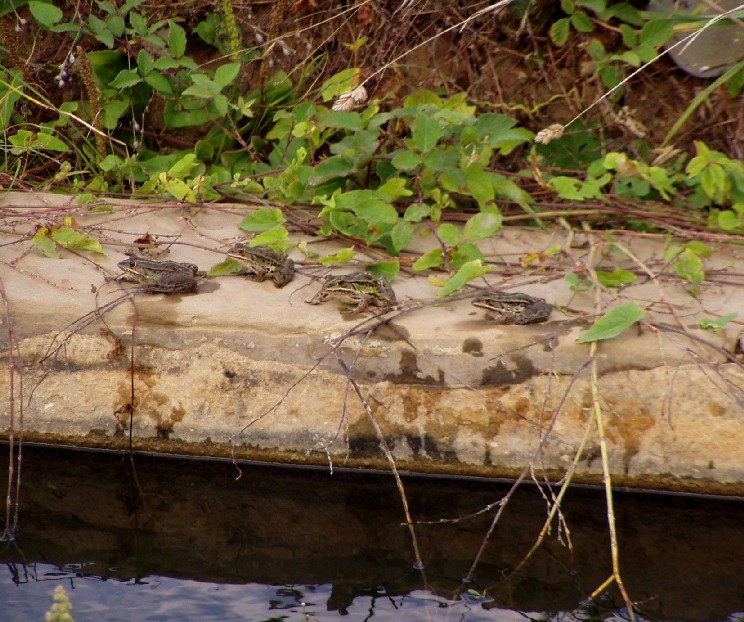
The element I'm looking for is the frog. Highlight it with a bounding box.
[472,291,552,324]
[307,271,397,314]
[117,256,199,294]
[226,243,295,288]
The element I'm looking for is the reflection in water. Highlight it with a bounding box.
[1,444,743,621]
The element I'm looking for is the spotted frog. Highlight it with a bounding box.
[226,243,295,288]
[117,256,199,294]
[472,292,552,324]
[307,271,397,314]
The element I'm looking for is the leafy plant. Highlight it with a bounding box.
[576,301,646,343]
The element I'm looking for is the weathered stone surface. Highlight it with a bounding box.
[1,194,743,493]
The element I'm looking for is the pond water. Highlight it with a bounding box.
[1,444,743,621]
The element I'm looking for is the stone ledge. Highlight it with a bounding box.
[1,194,743,494]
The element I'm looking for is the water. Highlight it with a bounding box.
[1,444,743,621]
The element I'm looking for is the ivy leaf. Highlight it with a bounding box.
[208,258,246,276]
[576,302,646,343]
[438,259,491,298]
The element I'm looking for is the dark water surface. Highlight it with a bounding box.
[1,444,743,621]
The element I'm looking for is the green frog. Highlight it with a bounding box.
[117,256,199,294]
[307,271,397,314]
[472,292,552,324]
[226,243,295,288]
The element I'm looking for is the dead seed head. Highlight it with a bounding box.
[534,123,565,144]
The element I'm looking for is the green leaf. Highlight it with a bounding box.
[32,229,60,258]
[550,17,571,46]
[387,221,412,253]
[412,113,442,153]
[570,10,594,33]
[595,269,636,287]
[451,243,484,268]
[353,198,398,223]
[137,49,154,76]
[577,0,605,12]
[684,240,712,258]
[88,14,107,33]
[208,258,246,276]
[464,212,502,241]
[50,226,105,254]
[214,63,241,88]
[159,175,190,201]
[412,248,443,271]
[320,68,360,101]
[110,69,142,89]
[129,11,148,36]
[144,72,173,95]
[464,166,494,209]
[239,208,286,232]
[101,96,129,129]
[250,227,289,247]
[105,14,125,36]
[168,21,187,58]
[167,153,199,178]
[437,223,461,245]
[700,313,737,332]
[9,130,68,152]
[674,248,705,284]
[28,1,63,28]
[576,301,645,343]
[718,210,741,231]
[183,80,219,99]
[391,150,422,170]
[368,261,400,282]
[377,177,413,202]
[212,94,228,116]
[565,272,594,292]
[404,203,431,222]
[438,259,490,298]
[306,154,356,186]
[639,19,673,48]
[319,247,356,265]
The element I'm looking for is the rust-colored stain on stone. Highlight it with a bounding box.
[114,368,187,440]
